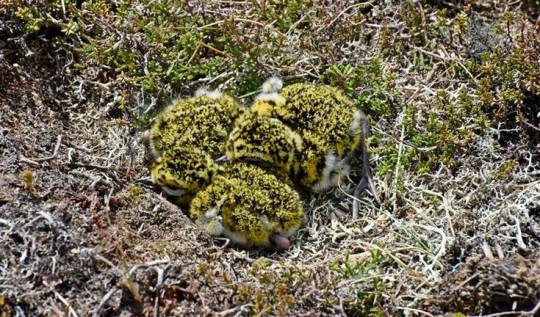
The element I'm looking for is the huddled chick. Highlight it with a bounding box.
[148,89,241,205]
[150,88,240,159]
[227,78,378,203]
[189,162,305,251]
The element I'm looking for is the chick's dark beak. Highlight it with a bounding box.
[269,234,290,251]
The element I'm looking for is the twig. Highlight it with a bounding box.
[143,265,165,289]
[0,218,14,228]
[315,2,372,33]
[153,294,159,317]
[92,286,119,317]
[68,163,123,185]
[63,140,93,153]
[392,112,406,214]
[18,157,41,166]
[44,280,79,317]
[127,259,171,277]
[512,215,528,250]
[200,42,231,58]
[234,18,286,38]
[22,211,57,230]
[19,135,63,164]
[336,295,347,316]
[215,307,239,317]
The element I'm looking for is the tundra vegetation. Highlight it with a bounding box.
[1,1,539,316]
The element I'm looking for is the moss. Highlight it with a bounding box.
[493,159,518,180]
[9,0,263,102]
[322,59,399,118]
[472,18,540,147]
[20,169,34,191]
[329,249,390,317]
[125,184,143,203]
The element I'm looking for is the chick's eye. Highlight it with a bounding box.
[236,144,245,151]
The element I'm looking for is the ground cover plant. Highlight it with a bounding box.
[1,1,539,316]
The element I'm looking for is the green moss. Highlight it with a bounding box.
[10,0,259,101]
[473,26,540,145]
[322,59,399,118]
[20,169,34,191]
[493,160,518,180]
[256,0,313,31]
[125,184,143,203]
[329,249,389,317]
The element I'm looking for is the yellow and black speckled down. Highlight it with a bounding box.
[246,82,363,191]
[226,112,302,175]
[150,93,241,159]
[150,146,220,205]
[189,162,304,249]
[149,90,241,205]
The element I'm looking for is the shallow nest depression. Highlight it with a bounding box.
[1,1,540,316]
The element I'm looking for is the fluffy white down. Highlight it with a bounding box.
[194,87,223,99]
[349,109,362,136]
[261,76,283,93]
[161,185,188,197]
[196,207,224,237]
[311,151,349,192]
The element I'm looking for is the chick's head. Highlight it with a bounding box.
[151,146,218,205]
[252,77,287,117]
[226,113,302,174]
[251,93,286,117]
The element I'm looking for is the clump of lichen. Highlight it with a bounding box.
[423,253,540,315]
[20,169,34,191]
